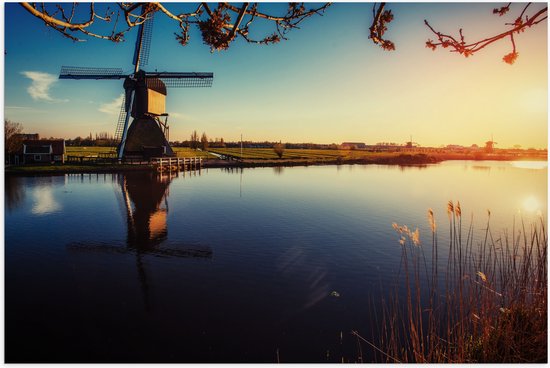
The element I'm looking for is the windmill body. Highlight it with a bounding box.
[59,7,213,160]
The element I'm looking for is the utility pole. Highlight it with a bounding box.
[240,133,243,159]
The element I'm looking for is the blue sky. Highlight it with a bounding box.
[3,2,548,148]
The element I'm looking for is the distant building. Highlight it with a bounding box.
[446,144,465,152]
[341,142,366,149]
[366,143,402,152]
[19,139,66,164]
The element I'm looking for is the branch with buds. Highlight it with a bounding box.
[20,2,331,51]
[369,3,395,51]
[424,3,547,64]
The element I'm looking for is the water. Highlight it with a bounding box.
[5,161,547,362]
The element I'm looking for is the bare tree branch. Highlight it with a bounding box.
[21,2,545,64]
[20,2,330,51]
[21,2,95,30]
[424,3,547,64]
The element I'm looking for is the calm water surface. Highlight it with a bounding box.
[5,161,547,362]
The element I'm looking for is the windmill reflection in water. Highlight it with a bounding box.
[67,171,212,310]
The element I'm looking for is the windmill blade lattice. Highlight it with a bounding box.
[133,11,155,70]
[59,66,125,80]
[160,77,213,88]
[139,13,154,69]
[114,95,128,142]
[143,72,214,88]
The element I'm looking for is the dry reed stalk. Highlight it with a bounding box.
[366,203,547,363]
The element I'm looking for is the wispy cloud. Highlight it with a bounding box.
[5,106,46,113]
[99,94,124,115]
[21,71,68,102]
[168,112,186,119]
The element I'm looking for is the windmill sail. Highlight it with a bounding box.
[114,95,128,142]
[133,10,155,71]
[59,66,125,80]
[144,72,214,88]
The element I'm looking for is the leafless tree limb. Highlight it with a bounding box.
[21,2,546,64]
[20,2,331,51]
[424,3,547,64]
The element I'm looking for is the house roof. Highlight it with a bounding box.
[22,139,65,155]
[25,145,51,154]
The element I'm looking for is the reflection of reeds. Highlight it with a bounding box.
[362,204,547,363]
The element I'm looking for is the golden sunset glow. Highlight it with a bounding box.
[522,195,542,213]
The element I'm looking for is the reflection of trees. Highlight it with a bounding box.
[273,166,284,175]
[397,164,428,172]
[5,176,25,212]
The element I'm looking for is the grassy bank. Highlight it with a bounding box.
[209,147,545,162]
[8,147,545,175]
[64,146,545,162]
[5,163,156,175]
[357,204,547,363]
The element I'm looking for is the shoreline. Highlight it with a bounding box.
[5,153,547,175]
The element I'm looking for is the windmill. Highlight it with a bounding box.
[485,134,497,153]
[405,135,419,149]
[58,6,213,160]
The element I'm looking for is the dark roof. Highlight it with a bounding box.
[145,78,167,95]
[25,145,51,154]
[23,139,65,155]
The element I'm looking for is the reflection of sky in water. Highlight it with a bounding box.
[4,161,549,362]
[31,186,61,215]
[511,161,548,170]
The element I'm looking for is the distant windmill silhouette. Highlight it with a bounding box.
[59,5,213,160]
[485,134,497,153]
[405,135,419,149]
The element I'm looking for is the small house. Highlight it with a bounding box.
[21,139,65,164]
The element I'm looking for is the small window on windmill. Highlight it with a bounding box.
[146,78,166,116]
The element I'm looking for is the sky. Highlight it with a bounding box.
[3,2,548,148]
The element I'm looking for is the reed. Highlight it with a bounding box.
[362,204,547,363]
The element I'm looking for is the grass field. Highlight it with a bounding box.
[66,146,215,159]
[63,146,546,162]
[207,147,405,160]
[66,146,117,156]
[65,146,402,160]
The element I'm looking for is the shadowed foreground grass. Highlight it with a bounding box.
[358,203,547,363]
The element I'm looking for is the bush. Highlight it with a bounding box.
[273,143,285,158]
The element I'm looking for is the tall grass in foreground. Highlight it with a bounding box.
[358,202,547,363]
